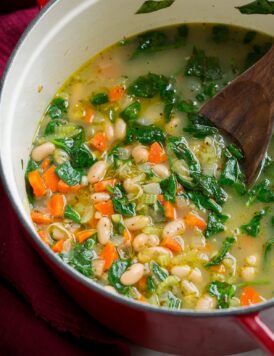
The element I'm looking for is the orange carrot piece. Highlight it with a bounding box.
[38,230,50,245]
[148,142,167,164]
[240,287,262,306]
[184,212,207,231]
[42,165,59,192]
[94,200,114,216]
[88,217,98,229]
[76,229,95,243]
[100,242,118,271]
[94,179,117,192]
[90,132,108,152]
[210,264,226,274]
[84,107,95,123]
[109,86,125,102]
[31,211,53,225]
[161,237,183,253]
[157,194,165,204]
[41,158,51,171]
[58,180,81,193]
[28,170,46,197]
[52,239,64,253]
[48,194,66,217]
[164,201,176,219]
[123,229,132,245]
[138,295,146,302]
[137,275,147,291]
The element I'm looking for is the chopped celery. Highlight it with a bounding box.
[140,193,157,204]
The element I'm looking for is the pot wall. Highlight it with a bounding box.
[0,0,273,354]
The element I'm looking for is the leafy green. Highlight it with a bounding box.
[176,100,197,113]
[91,93,109,105]
[183,113,218,138]
[120,101,141,121]
[245,42,272,69]
[136,0,175,14]
[243,31,257,44]
[66,239,96,277]
[212,25,230,43]
[185,47,223,82]
[25,159,39,204]
[64,205,81,224]
[207,281,236,309]
[150,261,168,282]
[167,291,181,309]
[160,174,177,203]
[240,209,267,237]
[247,179,274,206]
[263,238,274,269]
[131,31,169,58]
[108,259,131,294]
[185,191,222,214]
[205,212,228,239]
[146,275,156,292]
[55,161,82,186]
[205,237,236,267]
[125,124,165,145]
[128,73,162,98]
[44,119,67,135]
[236,0,274,14]
[227,144,244,160]
[112,184,136,217]
[47,97,68,119]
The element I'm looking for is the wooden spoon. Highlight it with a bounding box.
[200,44,274,185]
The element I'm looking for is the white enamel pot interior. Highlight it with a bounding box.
[0,0,274,354]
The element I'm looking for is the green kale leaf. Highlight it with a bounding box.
[136,0,175,14]
[240,209,267,237]
[205,212,228,239]
[236,0,274,14]
[160,174,177,203]
[208,281,236,309]
[108,259,131,294]
[205,237,236,267]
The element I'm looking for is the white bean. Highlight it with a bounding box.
[133,233,159,252]
[146,246,173,257]
[196,294,217,311]
[31,142,55,162]
[241,266,256,281]
[91,192,110,202]
[147,234,160,247]
[124,216,150,231]
[152,164,170,178]
[114,118,126,140]
[171,265,191,279]
[88,161,107,184]
[181,280,200,297]
[189,267,202,284]
[105,121,114,142]
[132,145,149,164]
[104,285,117,294]
[53,148,70,165]
[92,259,105,277]
[245,254,258,267]
[97,217,112,245]
[123,178,138,193]
[162,219,185,239]
[120,263,144,285]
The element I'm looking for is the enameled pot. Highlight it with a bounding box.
[0,0,273,354]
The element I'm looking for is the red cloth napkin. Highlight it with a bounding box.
[0,6,129,356]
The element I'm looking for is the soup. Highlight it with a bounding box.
[25,24,274,311]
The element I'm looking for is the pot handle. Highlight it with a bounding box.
[237,313,274,354]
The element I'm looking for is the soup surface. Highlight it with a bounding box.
[25,24,274,311]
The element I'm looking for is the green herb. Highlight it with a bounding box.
[271,216,274,226]
[236,0,274,14]
[247,179,274,206]
[108,259,131,294]
[205,212,228,239]
[47,97,68,119]
[150,261,168,282]
[91,92,109,105]
[240,209,267,237]
[185,191,222,215]
[243,31,257,44]
[184,113,218,138]
[185,47,223,82]
[176,100,197,113]
[151,200,167,223]
[64,205,81,224]
[125,124,165,145]
[160,174,177,203]
[208,281,236,309]
[212,25,230,43]
[55,161,82,186]
[116,222,126,235]
[245,42,272,69]
[205,237,236,267]
[147,275,156,293]
[128,73,162,98]
[112,184,136,217]
[167,291,181,309]
[136,0,175,14]
[44,119,67,135]
[120,101,141,121]
[263,238,274,269]
[66,239,96,277]
[25,159,39,204]
[227,144,244,160]
[131,31,169,58]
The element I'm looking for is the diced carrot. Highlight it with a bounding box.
[109,86,125,102]
[38,230,50,245]
[94,179,117,192]
[100,242,118,271]
[161,237,183,253]
[42,165,59,192]
[148,142,167,164]
[84,107,95,123]
[28,170,46,197]
[52,239,64,253]
[184,212,207,231]
[240,287,262,306]
[58,180,81,193]
[94,200,114,216]
[41,158,51,171]
[138,295,146,302]
[48,194,66,217]
[76,229,95,243]
[88,217,98,229]
[157,194,165,204]
[137,275,147,291]
[90,132,108,152]
[31,211,53,225]
[210,264,226,274]
[123,229,132,245]
[164,201,176,219]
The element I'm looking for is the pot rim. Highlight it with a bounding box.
[1,0,273,318]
